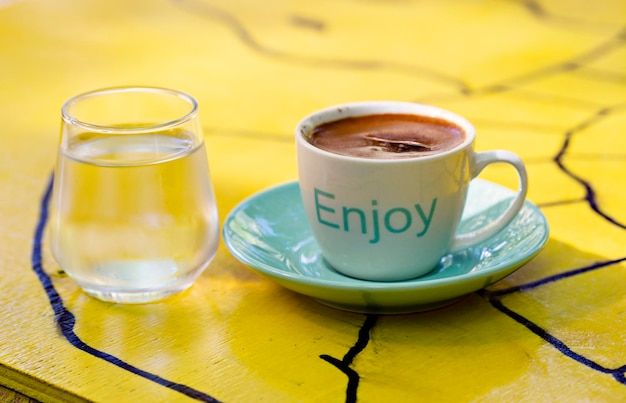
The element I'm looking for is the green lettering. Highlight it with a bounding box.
[384,207,412,233]
[314,188,339,229]
[414,198,437,237]
[343,207,367,234]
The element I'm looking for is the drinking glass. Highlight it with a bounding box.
[49,86,219,303]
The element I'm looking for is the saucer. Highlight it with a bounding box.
[223,180,549,314]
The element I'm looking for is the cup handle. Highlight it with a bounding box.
[448,150,528,253]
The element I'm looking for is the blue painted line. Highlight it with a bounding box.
[31,174,221,403]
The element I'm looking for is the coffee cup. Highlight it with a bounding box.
[295,101,528,282]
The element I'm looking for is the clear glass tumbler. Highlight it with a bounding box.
[49,86,219,303]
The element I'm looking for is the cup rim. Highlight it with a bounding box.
[296,101,475,163]
[61,86,198,134]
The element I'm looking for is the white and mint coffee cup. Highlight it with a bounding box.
[296,101,528,282]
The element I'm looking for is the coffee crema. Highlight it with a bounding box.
[308,113,465,159]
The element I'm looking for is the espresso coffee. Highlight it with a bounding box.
[308,113,465,159]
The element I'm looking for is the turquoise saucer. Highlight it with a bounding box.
[223,179,549,314]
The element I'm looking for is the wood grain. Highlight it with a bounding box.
[1,0,625,401]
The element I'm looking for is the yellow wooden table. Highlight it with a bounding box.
[1,0,625,401]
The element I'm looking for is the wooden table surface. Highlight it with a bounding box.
[1,0,625,401]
